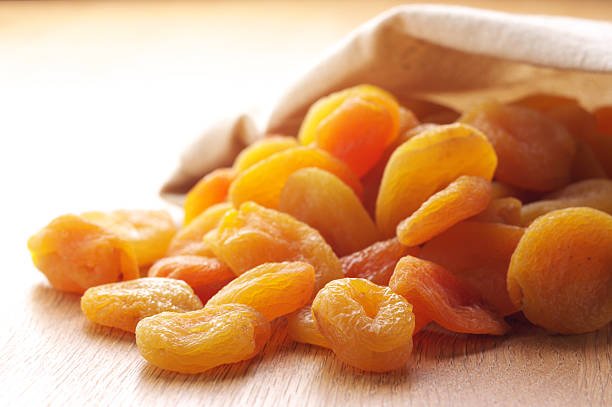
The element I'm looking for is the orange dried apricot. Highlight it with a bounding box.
[376,123,497,237]
[148,255,235,303]
[81,277,203,332]
[183,168,236,225]
[27,214,139,294]
[507,207,612,334]
[298,85,401,177]
[341,238,419,286]
[229,146,362,209]
[136,303,270,374]
[490,181,534,202]
[81,210,176,267]
[287,306,331,349]
[571,140,607,181]
[311,278,415,372]
[397,176,492,246]
[205,202,343,292]
[389,256,509,335]
[521,179,612,226]
[233,136,298,172]
[473,197,522,225]
[207,262,315,321]
[167,203,232,257]
[279,168,379,256]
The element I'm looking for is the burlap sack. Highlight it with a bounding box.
[161,4,612,202]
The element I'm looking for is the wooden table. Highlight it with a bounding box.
[1,1,610,405]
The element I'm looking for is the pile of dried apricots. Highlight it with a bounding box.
[28,85,612,373]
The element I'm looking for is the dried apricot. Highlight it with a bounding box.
[389,256,509,335]
[230,146,362,209]
[490,181,534,202]
[136,303,270,374]
[27,214,139,294]
[148,256,235,303]
[341,238,419,286]
[81,210,177,267]
[183,168,236,225]
[594,106,612,136]
[205,202,343,292]
[279,168,379,256]
[376,123,497,237]
[507,207,612,334]
[571,140,607,181]
[81,277,202,332]
[311,278,415,372]
[298,85,401,176]
[233,136,298,172]
[473,197,522,225]
[461,101,575,191]
[287,306,330,349]
[207,261,315,321]
[397,176,492,246]
[521,179,612,226]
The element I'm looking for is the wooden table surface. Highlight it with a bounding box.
[1,1,611,405]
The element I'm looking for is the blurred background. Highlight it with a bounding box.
[1,1,611,235]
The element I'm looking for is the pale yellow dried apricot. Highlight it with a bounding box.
[287,306,331,349]
[233,136,298,172]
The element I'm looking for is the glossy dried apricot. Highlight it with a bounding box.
[167,203,232,257]
[389,256,509,335]
[461,101,575,191]
[473,197,522,225]
[136,303,270,374]
[81,210,176,267]
[148,256,235,303]
[233,136,298,172]
[205,202,343,292]
[230,146,362,209]
[287,306,331,349]
[312,278,415,372]
[397,176,492,246]
[207,261,315,321]
[279,168,379,256]
[341,238,419,286]
[183,168,236,225]
[27,214,139,294]
[521,179,612,226]
[81,277,202,332]
[507,207,612,334]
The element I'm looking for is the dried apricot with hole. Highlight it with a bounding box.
[376,123,497,237]
[287,306,331,349]
[233,136,298,172]
[279,168,379,256]
[205,202,343,292]
[207,261,315,321]
[183,168,236,225]
[81,277,202,332]
[521,179,612,226]
[311,278,414,372]
[27,214,139,294]
[341,238,419,286]
[507,207,612,334]
[397,176,492,246]
[461,101,575,191]
[230,146,362,209]
[136,303,270,374]
[473,197,522,225]
[148,256,235,303]
[389,256,509,335]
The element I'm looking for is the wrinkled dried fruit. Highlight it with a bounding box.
[205,202,343,292]
[280,168,379,256]
[341,238,419,286]
[230,146,362,209]
[81,277,203,332]
[287,306,331,349]
[28,214,139,294]
[136,303,270,373]
[521,179,612,226]
[183,168,236,225]
[148,256,235,303]
[389,256,509,335]
[312,278,415,372]
[207,261,315,321]
[507,207,612,334]
[376,123,497,237]
[473,197,522,225]
[397,176,492,246]
[233,136,298,172]
[461,101,575,191]
[81,210,176,267]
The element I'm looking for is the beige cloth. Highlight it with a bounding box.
[161,4,612,202]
